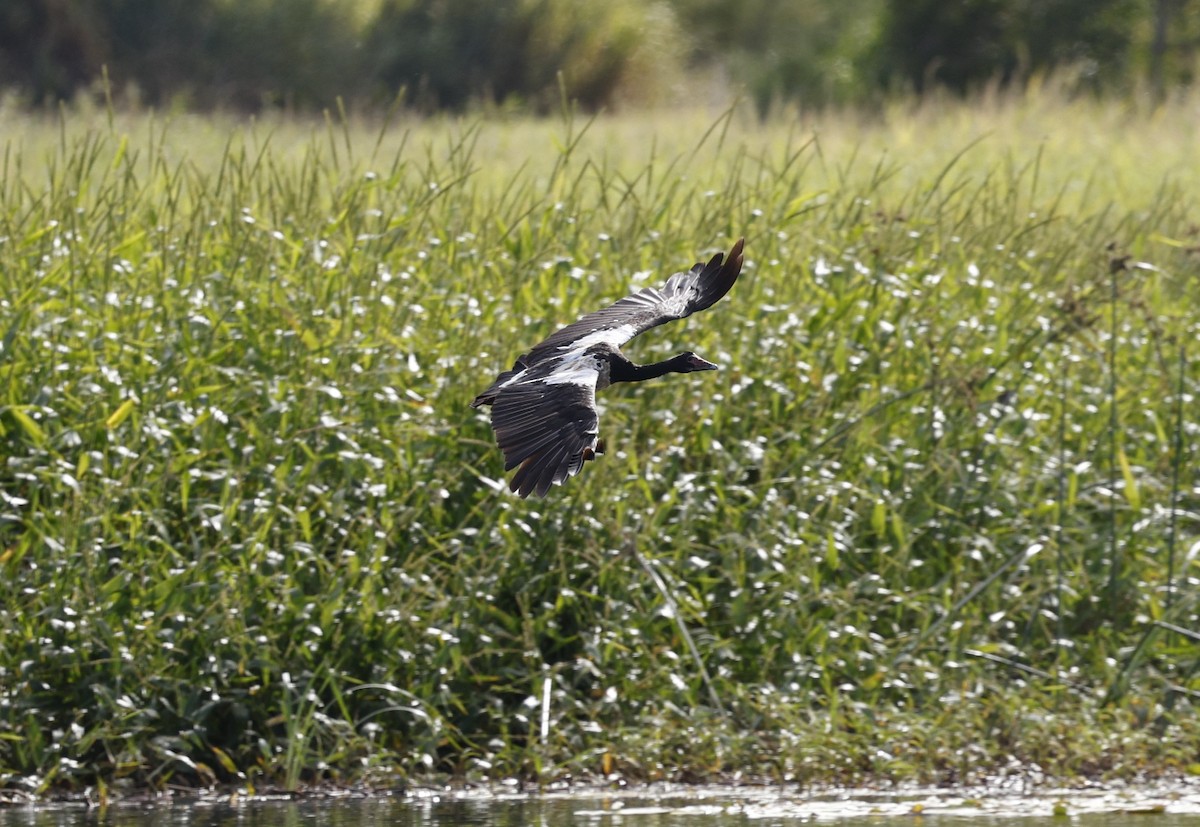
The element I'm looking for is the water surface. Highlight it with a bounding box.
[3,785,1198,827]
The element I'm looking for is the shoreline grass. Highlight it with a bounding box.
[1,88,1199,799]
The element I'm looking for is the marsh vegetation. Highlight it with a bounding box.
[1,89,1199,797]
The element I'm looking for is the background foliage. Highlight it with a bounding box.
[1,0,1199,112]
[1,90,1199,793]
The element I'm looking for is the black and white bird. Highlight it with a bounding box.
[472,238,745,498]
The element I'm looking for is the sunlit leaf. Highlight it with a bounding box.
[6,406,45,445]
[825,532,840,569]
[210,745,239,774]
[1118,448,1140,511]
[105,399,137,429]
[872,500,887,539]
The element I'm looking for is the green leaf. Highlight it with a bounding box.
[210,745,239,774]
[890,511,907,548]
[106,399,137,429]
[6,407,45,446]
[825,532,840,569]
[872,500,887,539]
[1117,448,1140,511]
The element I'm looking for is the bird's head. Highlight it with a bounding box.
[676,351,719,372]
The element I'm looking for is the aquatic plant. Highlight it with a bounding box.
[1,91,1198,795]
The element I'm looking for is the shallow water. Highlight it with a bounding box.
[3,785,1200,826]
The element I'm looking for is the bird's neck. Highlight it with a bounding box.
[609,353,690,384]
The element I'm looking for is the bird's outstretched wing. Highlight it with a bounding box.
[472,238,743,497]
[470,238,744,408]
[524,237,745,364]
[488,359,604,498]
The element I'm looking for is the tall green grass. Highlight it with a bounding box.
[1,89,1199,796]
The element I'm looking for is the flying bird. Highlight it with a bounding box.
[472,238,745,497]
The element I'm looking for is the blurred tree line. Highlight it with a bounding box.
[0,0,1196,112]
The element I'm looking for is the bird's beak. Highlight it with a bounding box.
[689,355,719,371]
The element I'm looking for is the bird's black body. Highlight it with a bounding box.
[472,238,744,497]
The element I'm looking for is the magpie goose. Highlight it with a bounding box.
[472,238,744,497]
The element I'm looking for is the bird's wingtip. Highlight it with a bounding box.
[729,237,745,272]
[716,237,744,282]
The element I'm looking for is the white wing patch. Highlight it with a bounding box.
[542,351,604,387]
[567,323,638,351]
[497,368,528,390]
